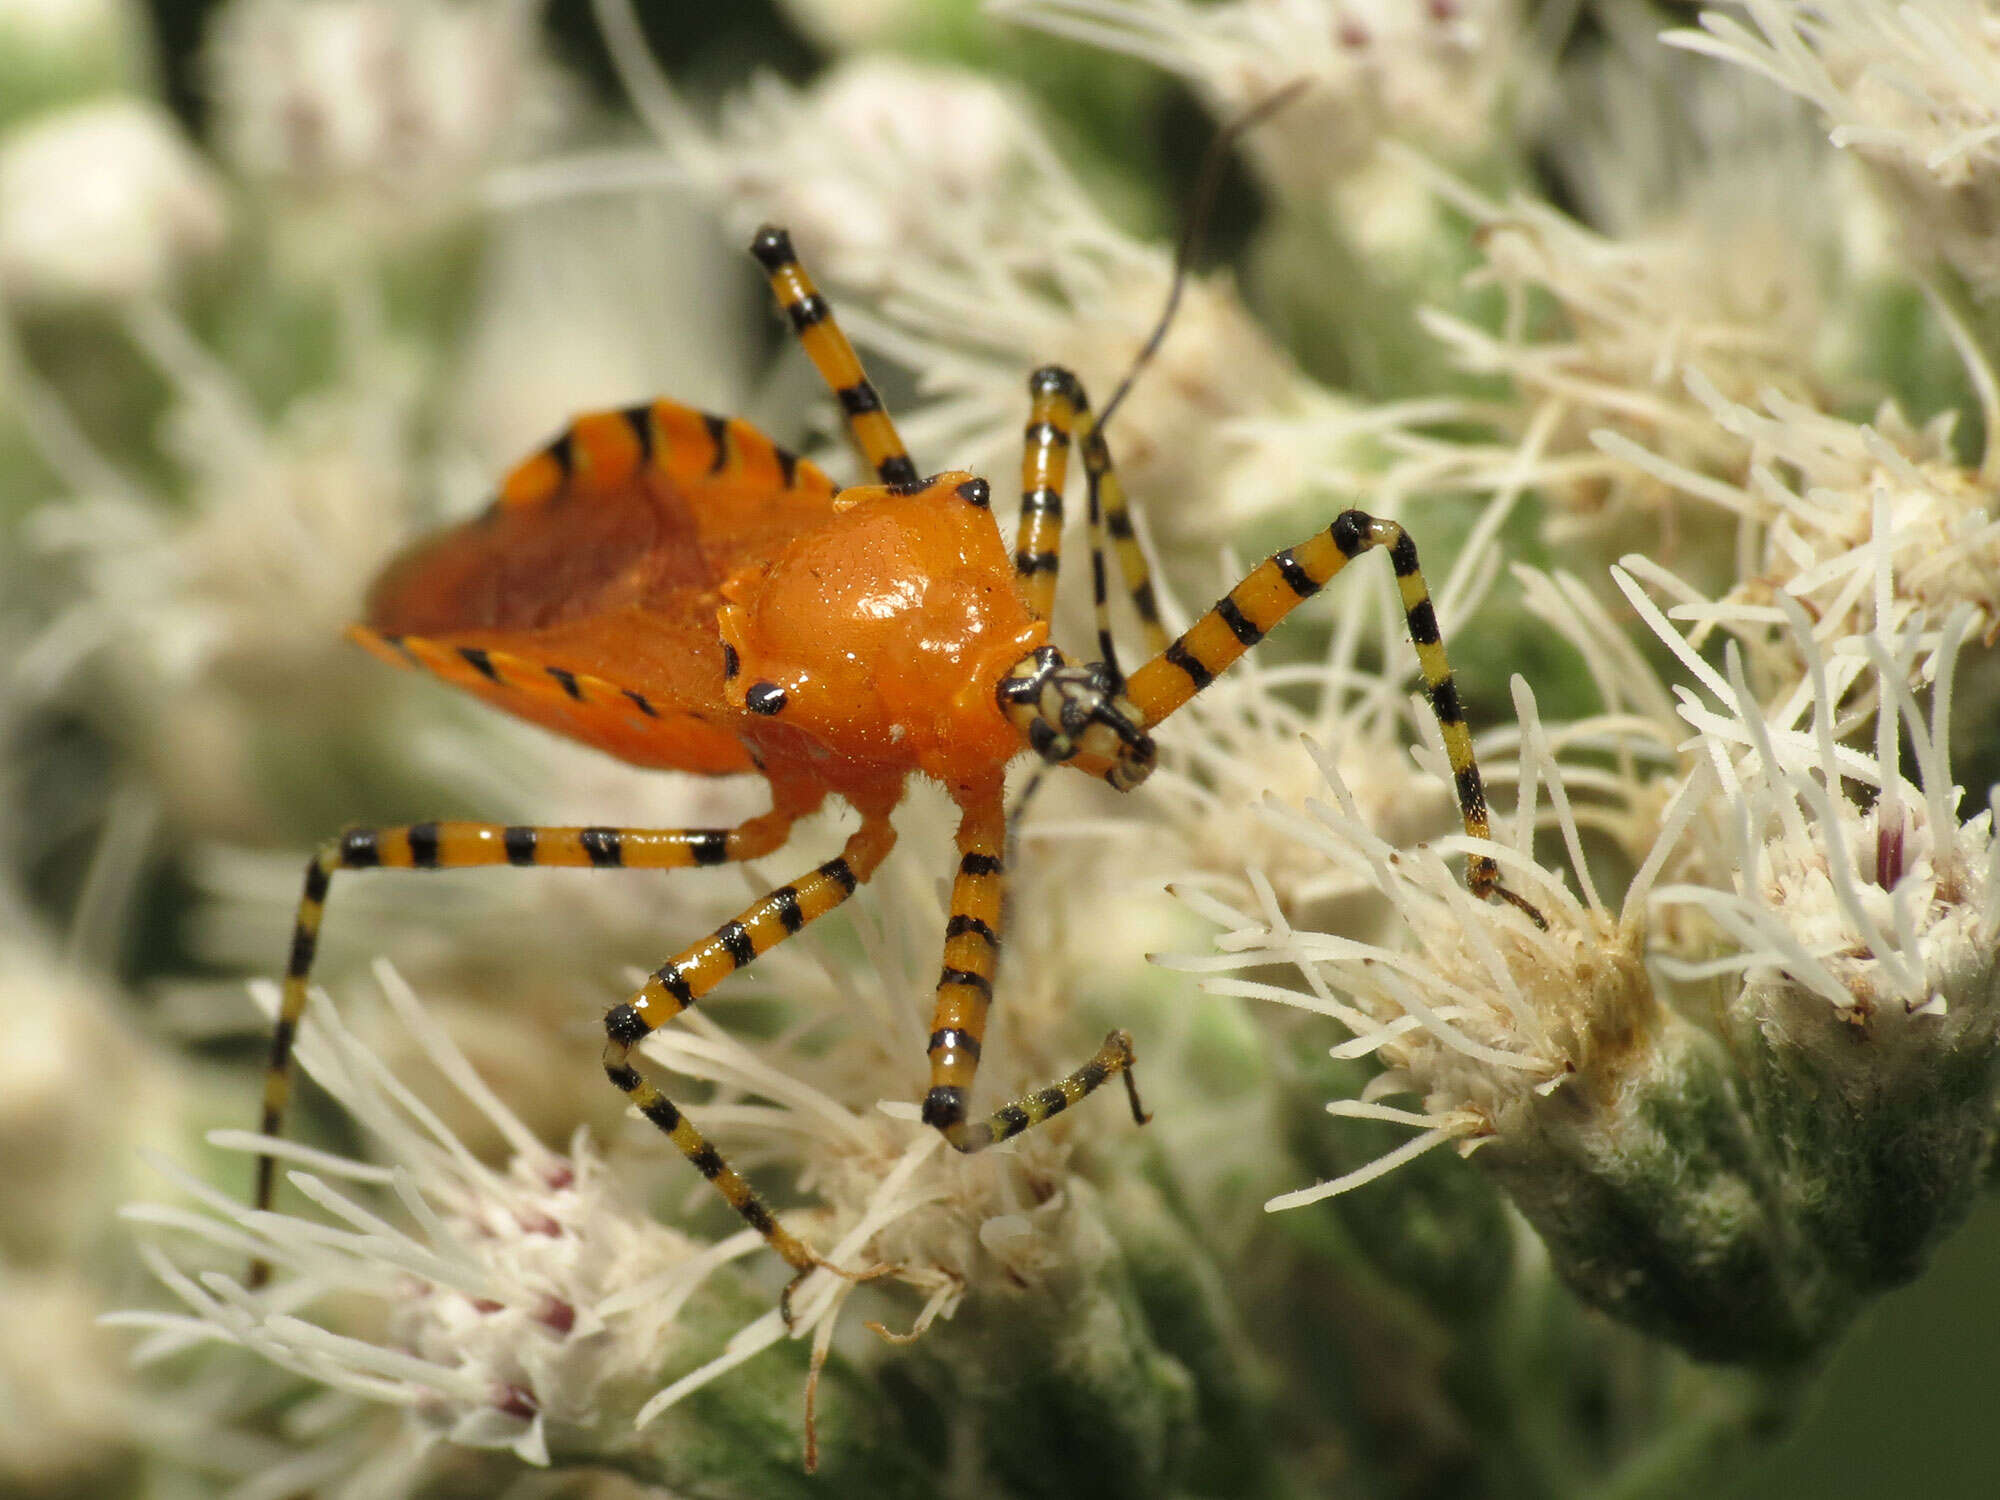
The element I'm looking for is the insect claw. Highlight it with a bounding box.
[1494,884,1548,930]
[780,1253,901,1330]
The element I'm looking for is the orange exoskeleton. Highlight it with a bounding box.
[251,223,1540,1310]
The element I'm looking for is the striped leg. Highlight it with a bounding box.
[920,782,1149,1153]
[1121,510,1545,925]
[600,811,899,1282]
[749,225,919,487]
[1014,366,1086,620]
[250,799,817,1284]
[1080,405,1170,669]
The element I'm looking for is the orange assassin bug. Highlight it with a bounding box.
[251,161,1541,1306]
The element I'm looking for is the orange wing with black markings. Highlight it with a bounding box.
[359,400,840,775]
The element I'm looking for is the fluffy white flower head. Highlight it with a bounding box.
[1671,1,2000,293]
[999,0,1519,201]
[0,97,226,304]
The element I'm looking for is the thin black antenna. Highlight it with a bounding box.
[1095,78,1309,436]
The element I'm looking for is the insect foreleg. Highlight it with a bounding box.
[1120,510,1545,926]
[250,802,819,1285]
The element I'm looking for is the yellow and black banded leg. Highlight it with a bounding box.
[1121,510,1545,926]
[919,783,1149,1154]
[250,803,817,1286]
[1079,416,1171,667]
[600,810,900,1305]
[749,225,919,488]
[1013,366,1084,621]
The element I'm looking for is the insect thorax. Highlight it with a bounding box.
[997,645,1157,792]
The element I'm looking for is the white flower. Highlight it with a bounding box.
[1597,359,2000,677]
[1414,156,1829,543]
[119,962,705,1469]
[996,0,1522,201]
[119,784,1144,1477]
[1669,0,2000,295]
[207,0,564,265]
[0,97,227,304]
[1643,594,1996,1026]
[1162,664,1669,1207]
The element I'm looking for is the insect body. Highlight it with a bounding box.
[253,226,1535,1297]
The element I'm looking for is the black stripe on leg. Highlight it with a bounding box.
[877,453,920,486]
[818,857,858,895]
[546,666,584,700]
[1329,510,1368,558]
[772,886,804,933]
[750,226,794,270]
[996,1103,1031,1139]
[655,963,696,1006]
[605,1060,642,1091]
[1216,595,1263,646]
[922,1085,966,1129]
[690,831,729,866]
[1428,676,1463,725]
[1274,549,1320,599]
[504,826,538,865]
[1456,765,1486,815]
[944,914,998,946]
[718,920,756,967]
[1021,485,1063,518]
[341,828,380,867]
[938,966,994,999]
[837,381,884,416]
[1036,1086,1068,1117]
[641,1097,682,1133]
[1388,530,1421,577]
[1164,639,1215,689]
[927,1027,982,1060]
[604,1003,649,1045]
[1405,598,1441,647]
[788,293,829,331]
[581,828,623,867]
[303,860,331,904]
[407,823,441,868]
[960,852,1003,877]
[287,927,317,977]
[689,1144,726,1180]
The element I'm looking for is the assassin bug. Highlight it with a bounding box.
[251,164,1540,1307]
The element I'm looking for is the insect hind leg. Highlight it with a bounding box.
[248,802,817,1287]
[599,810,898,1288]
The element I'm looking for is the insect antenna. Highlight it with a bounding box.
[1095,78,1308,436]
[1086,79,1307,685]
